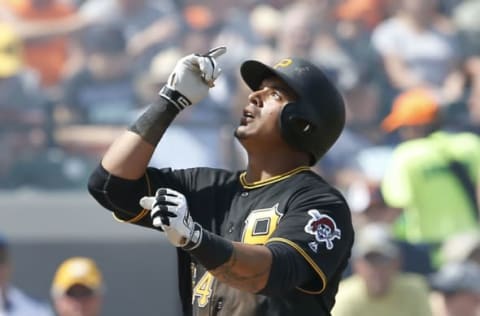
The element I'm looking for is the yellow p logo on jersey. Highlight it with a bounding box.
[274,58,293,69]
[241,204,282,245]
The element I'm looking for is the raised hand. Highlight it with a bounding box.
[159,46,227,111]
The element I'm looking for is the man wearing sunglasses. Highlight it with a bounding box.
[50,257,104,316]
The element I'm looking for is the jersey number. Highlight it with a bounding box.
[192,271,214,307]
[241,204,282,245]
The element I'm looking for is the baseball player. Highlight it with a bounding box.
[88,46,354,315]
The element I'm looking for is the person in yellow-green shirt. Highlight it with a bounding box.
[332,223,432,316]
[380,88,480,250]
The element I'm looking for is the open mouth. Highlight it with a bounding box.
[240,110,254,125]
[244,110,255,119]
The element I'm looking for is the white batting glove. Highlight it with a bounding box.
[140,188,202,248]
[159,46,227,111]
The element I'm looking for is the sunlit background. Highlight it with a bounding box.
[1,0,480,315]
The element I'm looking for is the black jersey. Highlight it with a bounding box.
[108,166,353,316]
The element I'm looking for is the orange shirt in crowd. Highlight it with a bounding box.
[4,0,75,87]
[336,0,387,30]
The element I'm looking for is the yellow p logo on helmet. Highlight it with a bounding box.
[274,58,293,69]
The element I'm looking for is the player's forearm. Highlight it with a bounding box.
[101,131,155,179]
[180,225,272,293]
[209,243,272,293]
[101,96,179,179]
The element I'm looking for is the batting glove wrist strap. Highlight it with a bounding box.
[182,222,203,251]
[184,228,234,270]
[159,86,192,111]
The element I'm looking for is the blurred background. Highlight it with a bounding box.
[1,0,480,315]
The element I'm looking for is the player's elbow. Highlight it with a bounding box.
[87,164,146,214]
[87,164,116,212]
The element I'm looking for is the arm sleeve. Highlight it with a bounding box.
[257,242,315,296]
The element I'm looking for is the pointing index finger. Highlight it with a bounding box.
[205,46,227,58]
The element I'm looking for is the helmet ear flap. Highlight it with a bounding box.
[279,102,317,157]
[280,102,314,133]
[290,116,315,135]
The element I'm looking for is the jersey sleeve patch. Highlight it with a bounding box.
[304,209,341,251]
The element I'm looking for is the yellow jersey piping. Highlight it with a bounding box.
[239,166,311,189]
[266,237,327,294]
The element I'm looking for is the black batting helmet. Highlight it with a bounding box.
[240,57,346,165]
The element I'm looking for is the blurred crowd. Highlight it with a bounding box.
[1,234,105,316]
[1,0,480,315]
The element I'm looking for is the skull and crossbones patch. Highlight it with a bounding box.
[304,209,341,250]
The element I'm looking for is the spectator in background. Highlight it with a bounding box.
[275,1,360,92]
[0,234,53,315]
[62,23,137,125]
[335,0,387,32]
[319,81,383,185]
[381,88,480,262]
[346,180,434,275]
[51,257,104,316]
[0,1,89,42]
[347,180,402,228]
[2,0,78,89]
[453,0,480,63]
[181,4,220,55]
[372,0,465,106]
[440,230,480,266]
[429,261,480,316]
[334,0,383,87]
[248,4,281,47]
[79,0,181,73]
[332,223,432,316]
[200,1,251,77]
[134,47,182,106]
[0,22,56,189]
[275,2,317,58]
[0,22,47,108]
[465,78,480,134]
[451,0,480,134]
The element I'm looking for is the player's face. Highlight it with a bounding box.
[235,76,297,146]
